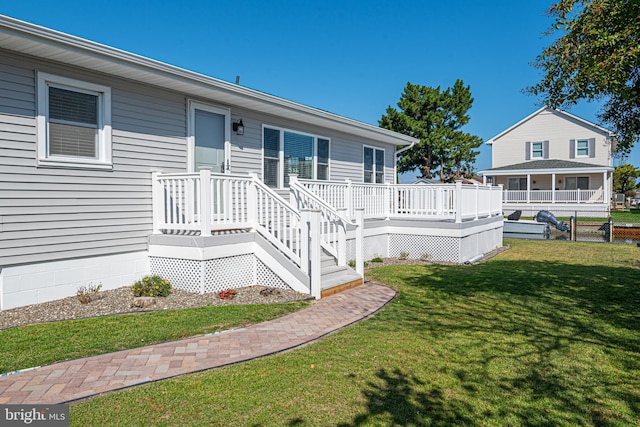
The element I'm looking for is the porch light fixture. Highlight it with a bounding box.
[233,119,245,135]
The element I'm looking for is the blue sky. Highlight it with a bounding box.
[3,1,638,181]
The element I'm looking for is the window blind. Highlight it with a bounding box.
[263,128,280,188]
[48,86,98,158]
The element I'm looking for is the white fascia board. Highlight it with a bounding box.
[0,14,417,147]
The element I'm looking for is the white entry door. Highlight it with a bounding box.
[189,101,230,173]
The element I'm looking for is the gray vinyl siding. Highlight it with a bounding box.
[0,50,187,268]
[1,49,399,268]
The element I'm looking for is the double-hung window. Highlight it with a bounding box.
[363,146,385,183]
[262,126,330,188]
[37,72,112,168]
[576,139,589,157]
[531,142,544,159]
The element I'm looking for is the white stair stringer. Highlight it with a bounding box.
[253,232,310,294]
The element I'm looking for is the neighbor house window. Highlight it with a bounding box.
[565,176,589,190]
[37,72,112,168]
[576,139,589,156]
[364,146,385,183]
[507,177,527,190]
[262,126,330,188]
[531,142,543,158]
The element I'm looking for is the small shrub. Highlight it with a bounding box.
[420,253,431,262]
[348,259,356,268]
[76,283,102,304]
[132,275,172,297]
[371,257,383,263]
[399,251,409,260]
[364,261,369,268]
[218,289,237,300]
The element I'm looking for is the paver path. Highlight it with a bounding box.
[0,283,395,404]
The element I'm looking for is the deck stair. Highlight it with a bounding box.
[320,251,363,298]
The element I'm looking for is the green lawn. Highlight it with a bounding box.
[0,302,309,374]
[70,239,640,426]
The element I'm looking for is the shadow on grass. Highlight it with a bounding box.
[361,259,640,425]
[336,368,473,426]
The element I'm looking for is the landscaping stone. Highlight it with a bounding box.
[131,297,156,308]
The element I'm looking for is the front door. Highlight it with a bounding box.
[190,101,230,173]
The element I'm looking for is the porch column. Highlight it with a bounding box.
[199,167,212,237]
[603,171,608,204]
[151,171,162,234]
[247,173,258,230]
[355,209,364,276]
[482,175,487,185]
[552,173,556,203]
[308,209,322,299]
[300,210,310,275]
[344,179,353,219]
[526,174,531,203]
[337,208,348,266]
[455,180,463,223]
[384,182,391,219]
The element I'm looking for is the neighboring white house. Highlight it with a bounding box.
[0,15,503,310]
[480,107,615,217]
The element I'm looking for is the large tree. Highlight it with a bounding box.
[613,163,640,196]
[380,80,482,180]
[528,0,640,153]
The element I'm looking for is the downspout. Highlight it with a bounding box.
[394,141,417,184]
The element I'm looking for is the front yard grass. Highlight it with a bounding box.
[71,239,640,426]
[0,302,310,374]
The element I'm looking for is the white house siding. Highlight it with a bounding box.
[0,50,187,270]
[492,109,611,168]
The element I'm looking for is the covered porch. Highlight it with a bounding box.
[480,160,613,217]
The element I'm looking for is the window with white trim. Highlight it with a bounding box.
[364,146,385,183]
[37,73,112,168]
[565,176,589,190]
[531,142,544,159]
[262,126,330,188]
[576,139,589,157]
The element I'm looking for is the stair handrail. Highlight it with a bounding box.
[289,175,358,266]
[249,174,302,267]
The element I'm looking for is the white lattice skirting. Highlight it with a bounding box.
[346,216,503,264]
[147,232,309,295]
[150,254,290,294]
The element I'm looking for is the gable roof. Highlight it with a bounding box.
[479,159,613,176]
[485,107,615,145]
[0,15,418,147]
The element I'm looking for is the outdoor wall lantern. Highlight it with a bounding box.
[558,179,562,184]
[233,119,245,135]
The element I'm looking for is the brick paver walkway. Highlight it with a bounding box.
[0,283,395,404]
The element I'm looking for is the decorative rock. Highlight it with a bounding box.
[131,297,156,308]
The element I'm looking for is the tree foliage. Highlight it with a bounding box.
[613,163,640,196]
[528,0,640,153]
[380,80,483,181]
